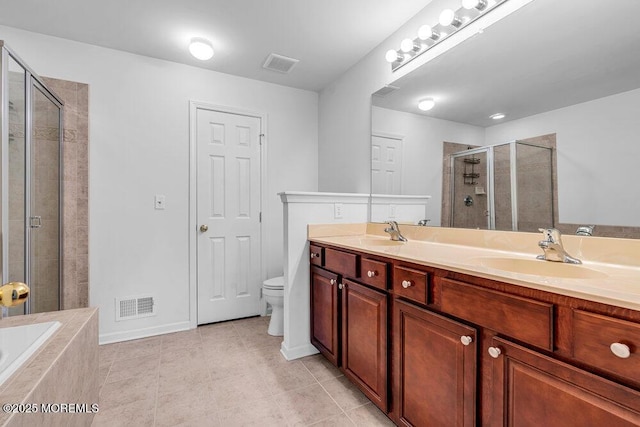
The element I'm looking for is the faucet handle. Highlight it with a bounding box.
[538,228,561,243]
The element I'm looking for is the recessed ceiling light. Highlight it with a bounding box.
[189,38,214,61]
[490,113,506,120]
[418,98,436,111]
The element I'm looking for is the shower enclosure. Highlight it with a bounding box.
[1,41,63,316]
[449,140,554,232]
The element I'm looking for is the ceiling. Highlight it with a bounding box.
[0,0,431,92]
[373,0,640,127]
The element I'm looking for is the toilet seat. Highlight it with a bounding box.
[263,276,284,290]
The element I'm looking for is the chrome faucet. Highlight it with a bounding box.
[576,225,595,236]
[384,221,407,242]
[536,228,581,264]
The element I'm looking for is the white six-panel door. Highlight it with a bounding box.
[371,134,403,194]
[196,108,262,324]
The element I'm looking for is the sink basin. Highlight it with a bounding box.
[472,257,608,279]
[360,238,405,247]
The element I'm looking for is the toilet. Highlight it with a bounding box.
[262,276,284,336]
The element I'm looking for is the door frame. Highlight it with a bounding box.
[188,101,268,328]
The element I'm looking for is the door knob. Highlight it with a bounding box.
[0,282,30,307]
[200,225,209,232]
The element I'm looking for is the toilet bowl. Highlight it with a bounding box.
[263,276,284,336]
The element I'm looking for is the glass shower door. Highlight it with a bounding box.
[30,82,62,313]
[2,47,62,316]
[5,56,27,316]
[450,148,491,229]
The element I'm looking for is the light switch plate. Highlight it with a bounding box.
[334,203,344,219]
[155,195,166,210]
[389,204,397,218]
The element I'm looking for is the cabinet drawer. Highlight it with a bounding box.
[441,279,554,351]
[325,248,358,278]
[360,258,388,290]
[393,266,429,305]
[310,244,324,266]
[573,310,640,384]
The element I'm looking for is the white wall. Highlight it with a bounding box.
[318,0,532,193]
[0,26,318,342]
[372,106,484,225]
[485,88,640,228]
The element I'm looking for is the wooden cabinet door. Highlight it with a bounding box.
[341,279,388,411]
[489,336,640,427]
[394,299,477,427]
[310,266,340,366]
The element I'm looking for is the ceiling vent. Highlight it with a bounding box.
[263,53,299,74]
[372,85,400,97]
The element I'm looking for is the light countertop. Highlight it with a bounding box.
[308,223,640,311]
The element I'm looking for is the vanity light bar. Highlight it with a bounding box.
[386,0,508,71]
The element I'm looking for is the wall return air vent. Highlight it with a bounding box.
[115,295,156,321]
[263,53,299,73]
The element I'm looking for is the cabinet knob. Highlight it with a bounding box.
[310,252,317,258]
[610,342,631,359]
[367,270,377,278]
[488,346,502,358]
[330,279,336,285]
[460,336,473,346]
[401,280,412,289]
[338,283,346,290]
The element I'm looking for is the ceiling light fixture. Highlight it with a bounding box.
[400,38,421,53]
[384,0,509,71]
[439,9,462,27]
[462,0,488,11]
[418,98,436,111]
[385,49,403,63]
[490,113,506,120]
[418,25,440,42]
[189,38,214,61]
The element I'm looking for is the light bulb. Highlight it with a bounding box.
[462,0,487,10]
[400,38,416,53]
[418,98,435,111]
[385,49,400,63]
[439,9,462,27]
[189,38,214,60]
[418,25,439,41]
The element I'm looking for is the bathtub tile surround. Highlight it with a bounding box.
[93,316,392,426]
[0,307,98,427]
[42,77,90,310]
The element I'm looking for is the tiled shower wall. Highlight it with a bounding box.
[43,77,89,309]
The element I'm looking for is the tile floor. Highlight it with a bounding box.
[92,316,395,426]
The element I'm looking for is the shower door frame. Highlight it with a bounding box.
[0,42,64,315]
[450,145,496,230]
[450,140,553,231]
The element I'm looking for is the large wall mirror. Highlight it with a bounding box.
[370,0,640,238]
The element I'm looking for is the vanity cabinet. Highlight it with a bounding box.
[309,240,640,426]
[488,336,640,426]
[394,299,476,427]
[342,278,388,411]
[309,246,390,412]
[310,265,340,365]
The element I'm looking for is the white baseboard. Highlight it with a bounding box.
[280,341,319,361]
[99,321,192,345]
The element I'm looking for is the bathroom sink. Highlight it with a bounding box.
[360,238,405,247]
[472,257,608,279]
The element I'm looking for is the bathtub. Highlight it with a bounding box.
[0,321,61,386]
